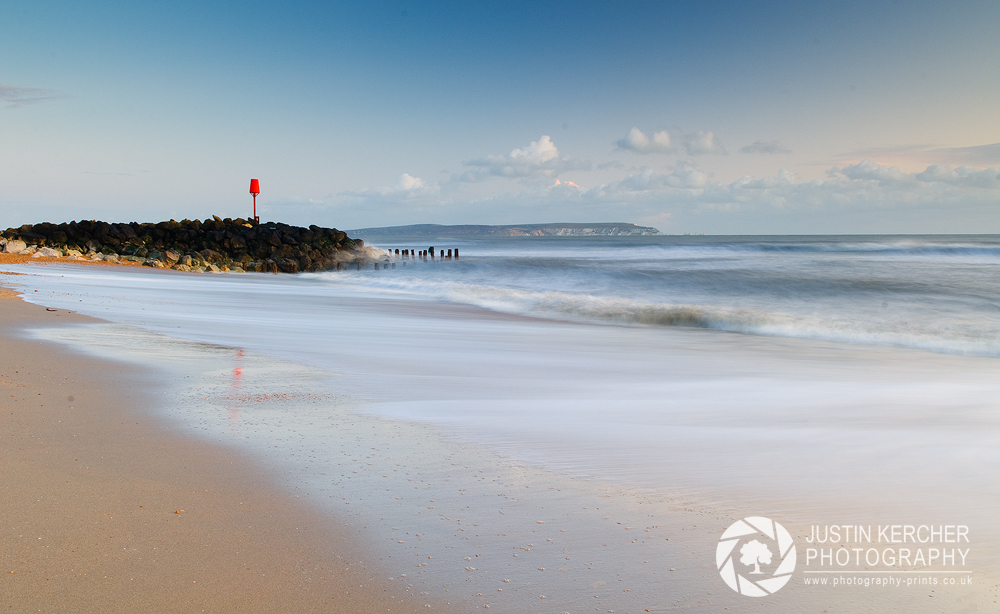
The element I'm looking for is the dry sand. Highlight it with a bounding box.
[0,286,447,612]
[0,252,145,268]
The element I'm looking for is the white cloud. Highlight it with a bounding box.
[607,165,711,191]
[509,135,559,163]
[328,155,1000,233]
[396,173,425,190]
[450,160,1000,230]
[733,168,796,189]
[616,127,672,153]
[740,140,792,154]
[682,130,726,155]
[616,128,726,155]
[458,135,591,182]
[835,159,912,184]
[575,161,1000,220]
[830,159,1000,189]
[342,173,438,199]
[914,164,1000,189]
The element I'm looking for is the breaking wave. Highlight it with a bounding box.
[341,277,1000,357]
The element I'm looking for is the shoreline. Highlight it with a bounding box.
[0,288,448,612]
[4,259,997,612]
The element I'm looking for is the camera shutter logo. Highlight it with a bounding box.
[716,516,796,596]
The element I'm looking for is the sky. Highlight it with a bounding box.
[1,0,999,234]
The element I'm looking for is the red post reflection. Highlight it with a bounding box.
[229,349,244,421]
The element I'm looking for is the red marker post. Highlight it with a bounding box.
[249,178,260,223]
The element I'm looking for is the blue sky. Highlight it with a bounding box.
[2,1,999,233]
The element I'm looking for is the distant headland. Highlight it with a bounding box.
[1,217,365,273]
[349,222,661,238]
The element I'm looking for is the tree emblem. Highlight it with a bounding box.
[739,539,772,574]
[717,516,796,596]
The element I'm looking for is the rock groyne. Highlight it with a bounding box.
[1,217,365,274]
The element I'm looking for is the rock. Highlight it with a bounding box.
[2,217,365,273]
[198,248,224,263]
[3,239,27,254]
[66,249,84,258]
[33,247,64,258]
[103,254,120,263]
[208,264,221,273]
[143,259,165,268]
[172,264,192,272]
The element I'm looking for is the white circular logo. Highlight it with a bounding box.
[717,516,796,596]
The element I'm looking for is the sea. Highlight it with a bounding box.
[7,233,1000,611]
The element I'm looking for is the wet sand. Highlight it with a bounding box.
[4,259,997,613]
[0,288,446,612]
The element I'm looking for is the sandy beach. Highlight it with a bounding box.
[0,277,446,612]
[4,251,998,613]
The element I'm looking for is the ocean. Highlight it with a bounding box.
[8,233,999,610]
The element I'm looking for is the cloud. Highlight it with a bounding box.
[682,130,726,155]
[395,173,425,190]
[616,128,726,155]
[579,160,1000,216]
[740,140,792,154]
[0,83,63,108]
[342,173,439,199]
[835,159,913,184]
[931,143,1000,166]
[833,160,1000,189]
[913,164,1000,189]
[458,135,591,182]
[616,127,672,153]
[839,143,1000,167]
[609,164,712,191]
[456,160,1000,229]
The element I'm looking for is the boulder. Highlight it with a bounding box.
[3,239,27,254]
[2,217,366,273]
[33,247,64,258]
